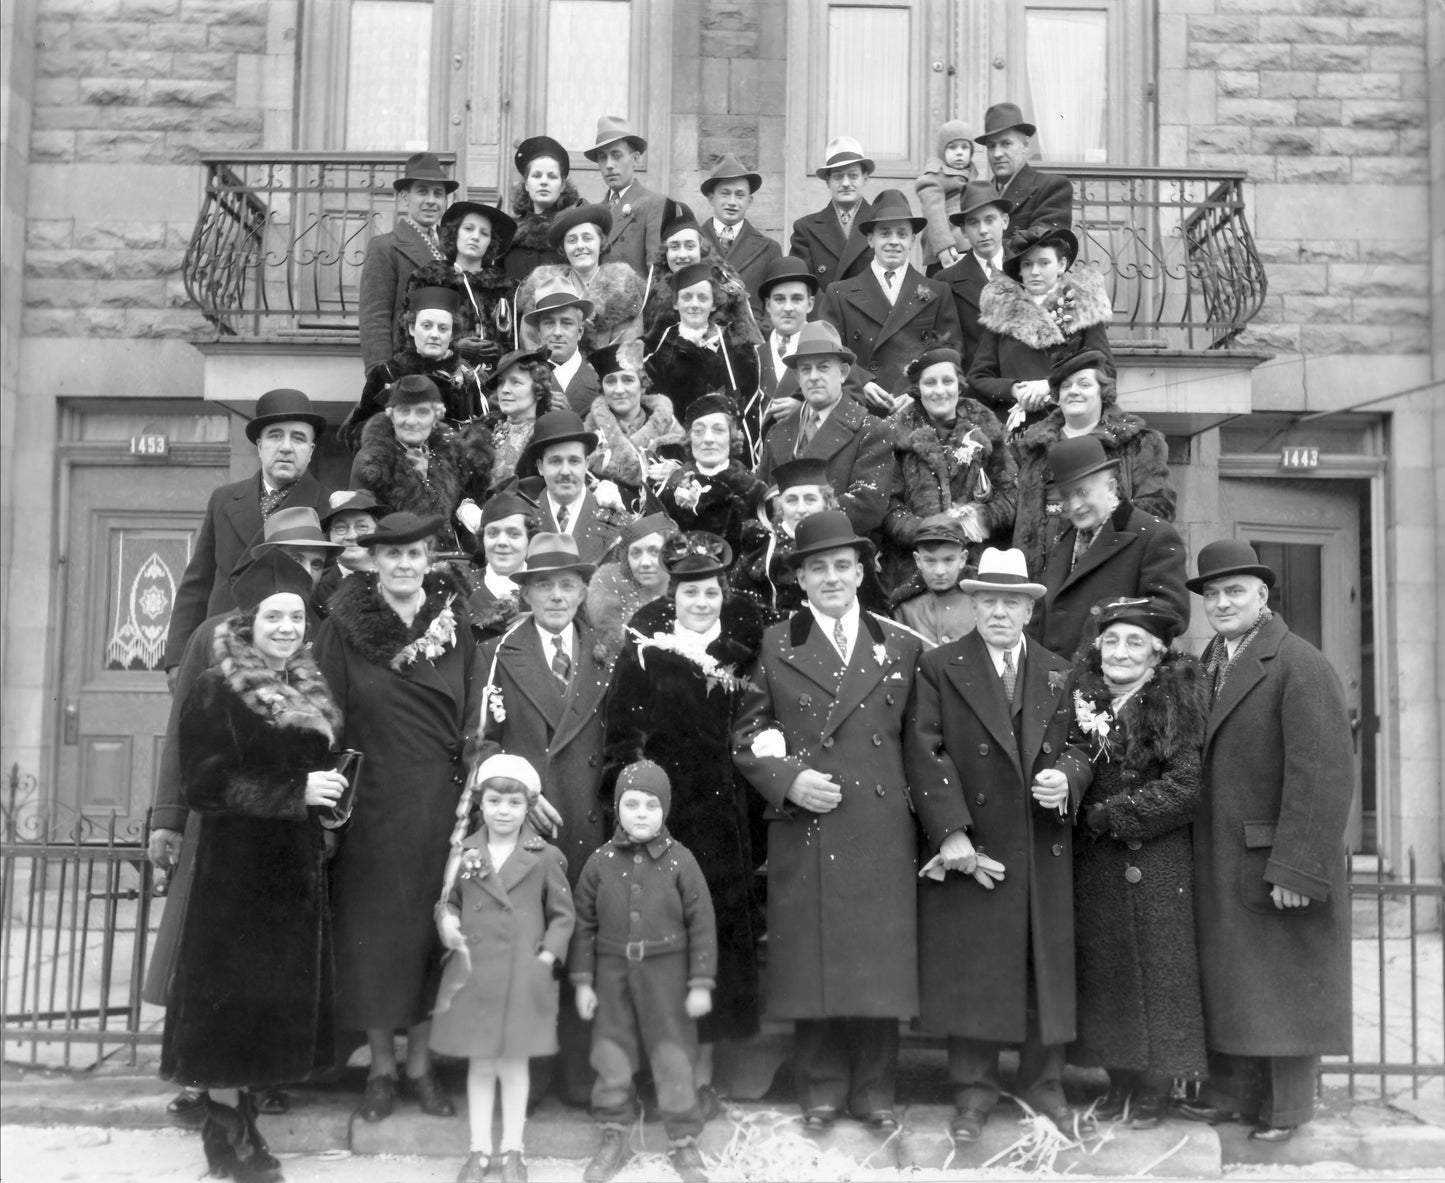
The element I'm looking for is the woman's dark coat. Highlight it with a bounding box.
[464,568,525,644]
[313,568,480,1032]
[658,458,766,567]
[603,595,765,1041]
[1011,407,1176,579]
[403,259,517,360]
[501,180,585,284]
[1071,649,1208,1079]
[642,324,761,426]
[1194,613,1353,1056]
[161,624,340,1089]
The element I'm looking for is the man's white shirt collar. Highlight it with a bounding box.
[808,600,861,662]
[535,619,574,658]
[547,492,582,534]
[974,250,1003,275]
[983,636,1025,679]
[870,259,901,305]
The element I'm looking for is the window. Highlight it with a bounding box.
[1024,7,1108,163]
[344,1,434,151]
[545,1,633,152]
[827,5,914,163]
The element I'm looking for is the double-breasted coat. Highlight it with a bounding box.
[732,610,924,1020]
[993,164,1075,235]
[817,264,964,395]
[1194,613,1353,1056]
[788,198,874,300]
[429,825,575,1059]
[475,618,614,888]
[702,219,783,317]
[903,631,1093,1044]
[359,219,443,372]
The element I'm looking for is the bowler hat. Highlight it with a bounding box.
[1093,596,1183,643]
[949,181,1014,225]
[814,135,875,180]
[583,115,647,161]
[757,256,819,300]
[250,507,342,559]
[975,102,1037,146]
[514,135,570,177]
[905,347,964,384]
[587,338,646,380]
[1186,539,1277,594]
[230,548,317,614]
[358,512,446,549]
[392,151,458,193]
[408,285,461,319]
[614,759,672,818]
[781,321,856,368]
[522,278,595,326]
[246,388,326,444]
[387,374,442,408]
[520,409,599,469]
[660,199,701,243]
[474,753,542,805]
[857,188,927,236]
[1003,224,1079,281]
[509,532,597,584]
[1049,348,1115,389]
[912,513,967,548]
[771,457,830,493]
[482,348,550,392]
[321,490,391,534]
[958,546,1046,598]
[663,530,733,581]
[701,153,762,196]
[547,203,613,250]
[440,200,517,251]
[784,509,874,569]
[1045,436,1121,491]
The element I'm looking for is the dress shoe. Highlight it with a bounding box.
[254,1088,290,1116]
[1249,1123,1296,1143]
[498,1149,528,1182]
[1040,1106,1076,1136]
[1091,1083,1131,1121]
[858,1108,900,1132]
[167,1088,209,1126]
[1127,1093,1166,1130]
[949,1107,987,1142]
[1175,1099,1247,1125]
[670,1143,710,1183]
[802,1105,838,1131]
[583,1128,631,1183]
[357,1073,397,1122]
[455,1151,489,1183]
[401,1069,457,1117]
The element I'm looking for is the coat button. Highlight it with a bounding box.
[451,774,463,785]
[978,744,989,756]
[468,934,481,945]
[817,265,826,274]
[885,693,895,705]
[1051,843,1064,857]
[799,694,812,708]
[587,810,598,823]
[630,883,642,895]
[633,853,643,864]
[975,793,986,806]
[588,755,597,767]
[871,734,882,746]
[1042,742,1053,754]
[630,910,640,921]
[875,784,885,797]
[1125,866,1142,884]
[1126,839,1142,851]
[822,736,834,748]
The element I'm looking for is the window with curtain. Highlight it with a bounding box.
[826,4,912,163]
[546,0,633,151]
[1024,6,1108,163]
[344,0,433,150]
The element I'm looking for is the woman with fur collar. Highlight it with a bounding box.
[583,339,686,502]
[602,533,766,1101]
[502,136,586,285]
[163,552,345,1182]
[882,348,1018,589]
[640,200,760,344]
[1070,598,1208,1129]
[585,510,677,664]
[966,225,1112,435]
[1010,350,1175,579]
[350,376,493,554]
[313,513,481,1126]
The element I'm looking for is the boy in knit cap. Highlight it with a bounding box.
[915,121,976,274]
[572,761,718,1183]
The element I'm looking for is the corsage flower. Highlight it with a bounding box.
[392,598,458,671]
[458,847,489,882]
[750,728,787,759]
[915,284,934,303]
[483,683,506,723]
[1074,690,1115,761]
[672,475,710,513]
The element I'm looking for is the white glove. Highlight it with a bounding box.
[456,500,482,535]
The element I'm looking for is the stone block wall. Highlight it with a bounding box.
[1157,0,1430,357]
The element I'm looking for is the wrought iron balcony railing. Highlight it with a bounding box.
[183,154,1265,351]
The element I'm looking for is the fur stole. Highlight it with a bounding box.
[1015,404,1153,461]
[626,593,765,680]
[1073,648,1206,773]
[643,254,763,348]
[353,414,487,529]
[507,181,585,253]
[888,397,1003,515]
[979,265,1111,352]
[211,619,341,744]
[586,392,684,487]
[324,566,470,670]
[517,263,644,352]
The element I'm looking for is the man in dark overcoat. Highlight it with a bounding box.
[975,104,1074,234]
[935,183,1013,371]
[789,136,875,298]
[519,410,623,564]
[474,531,614,1107]
[584,116,667,279]
[699,154,782,318]
[1178,540,1353,1141]
[733,511,924,1132]
[1033,436,1189,660]
[903,546,1092,1142]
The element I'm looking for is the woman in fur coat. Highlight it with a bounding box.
[966,225,1112,435]
[602,533,765,1107]
[882,347,1017,590]
[640,201,760,342]
[162,552,346,1182]
[1010,349,1175,579]
[501,135,585,286]
[313,512,481,1126]
[1070,599,1208,1128]
[584,339,687,505]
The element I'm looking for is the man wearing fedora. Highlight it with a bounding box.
[699,154,781,317]
[163,389,332,678]
[755,322,895,547]
[475,532,614,1106]
[1033,436,1189,660]
[816,188,963,403]
[733,510,925,1132]
[903,546,1093,1142]
[789,136,876,297]
[976,104,1074,235]
[1176,541,1352,1142]
[359,151,458,386]
[521,410,623,564]
[935,183,1014,370]
[524,279,601,416]
[585,116,668,279]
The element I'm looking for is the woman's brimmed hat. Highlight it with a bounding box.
[949,181,1014,225]
[358,512,446,549]
[230,548,317,614]
[547,203,613,250]
[1186,539,1277,594]
[583,115,647,161]
[781,321,856,368]
[246,387,326,444]
[392,151,458,193]
[959,547,1046,598]
[1049,348,1116,389]
[857,188,927,236]
[1003,224,1080,281]
[250,507,343,559]
[388,374,443,408]
[905,346,964,384]
[509,532,597,584]
[757,256,820,300]
[474,753,542,804]
[1093,595,1182,642]
[522,278,595,326]
[976,102,1037,146]
[440,200,517,251]
[514,135,570,177]
[663,531,733,581]
[814,135,875,180]
[701,153,762,196]
[483,347,551,392]
[784,509,874,569]
[1045,436,1121,491]
[520,409,599,468]
[321,490,392,533]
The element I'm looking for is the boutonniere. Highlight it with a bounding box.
[483,683,506,723]
[915,284,934,303]
[1048,670,1067,694]
[392,597,458,671]
[458,847,489,881]
[1074,690,1115,761]
[873,642,890,667]
[621,203,633,218]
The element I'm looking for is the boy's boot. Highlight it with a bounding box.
[583,1125,630,1183]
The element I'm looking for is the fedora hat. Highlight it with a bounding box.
[392,151,458,193]
[520,409,599,469]
[230,548,317,614]
[514,135,570,177]
[781,320,856,368]
[387,374,442,408]
[784,509,875,569]
[582,115,647,161]
[975,102,1037,146]
[482,347,551,392]
[660,198,701,242]
[522,277,595,326]
[321,490,391,533]
[757,256,819,300]
[1186,539,1277,594]
[905,346,964,384]
[858,188,927,236]
[949,180,1014,225]
[1093,596,1183,643]
[250,507,342,559]
[547,203,613,250]
[246,388,326,444]
[814,135,875,180]
[440,200,517,250]
[358,511,446,549]
[700,153,762,196]
[1048,348,1115,389]
[1003,224,1080,281]
[510,532,597,584]
[662,531,733,581]
[1045,436,1121,491]
[959,547,1046,598]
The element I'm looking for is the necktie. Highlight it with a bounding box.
[884,269,895,289]
[833,617,849,662]
[797,410,819,454]
[719,227,734,254]
[551,635,571,686]
[260,479,297,520]
[1071,527,1097,571]
[556,502,570,531]
[1001,649,1017,700]
[607,189,619,208]
[985,259,996,278]
[838,209,851,230]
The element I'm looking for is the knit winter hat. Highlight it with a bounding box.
[614,759,672,818]
[936,120,974,163]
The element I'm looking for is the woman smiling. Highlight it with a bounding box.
[515,204,644,352]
